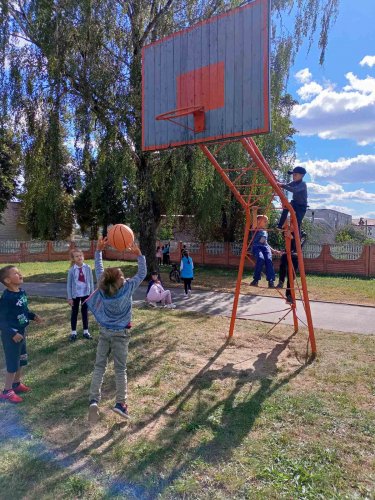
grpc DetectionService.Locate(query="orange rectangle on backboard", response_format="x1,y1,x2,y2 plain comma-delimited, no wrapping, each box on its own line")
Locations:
177,62,225,111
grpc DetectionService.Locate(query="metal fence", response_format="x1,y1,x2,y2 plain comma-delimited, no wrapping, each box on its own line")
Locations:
206,242,225,255
302,244,323,259
0,240,20,254
329,243,364,260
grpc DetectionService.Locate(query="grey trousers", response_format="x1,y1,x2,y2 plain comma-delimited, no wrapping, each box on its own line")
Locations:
89,326,130,404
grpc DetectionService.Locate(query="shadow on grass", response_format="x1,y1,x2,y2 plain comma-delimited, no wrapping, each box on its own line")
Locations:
77,331,313,496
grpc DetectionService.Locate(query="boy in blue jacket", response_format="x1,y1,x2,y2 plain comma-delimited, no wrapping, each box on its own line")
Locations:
86,237,146,422
249,215,281,288
0,266,43,403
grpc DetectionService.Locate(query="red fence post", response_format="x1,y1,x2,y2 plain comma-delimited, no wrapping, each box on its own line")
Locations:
201,242,205,265
20,242,26,263
47,241,52,261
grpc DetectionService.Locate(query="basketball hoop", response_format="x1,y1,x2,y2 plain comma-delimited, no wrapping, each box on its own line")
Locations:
155,106,205,133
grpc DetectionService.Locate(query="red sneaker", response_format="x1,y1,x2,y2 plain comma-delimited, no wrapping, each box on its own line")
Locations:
0,390,23,403
13,383,31,394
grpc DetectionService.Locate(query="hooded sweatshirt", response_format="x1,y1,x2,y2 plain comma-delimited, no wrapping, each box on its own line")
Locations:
86,251,147,330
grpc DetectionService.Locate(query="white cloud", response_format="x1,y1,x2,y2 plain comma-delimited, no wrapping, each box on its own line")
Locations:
299,154,375,183
360,55,375,68
308,203,354,214
343,72,375,94
292,69,375,145
297,82,324,101
307,182,375,206
295,68,312,84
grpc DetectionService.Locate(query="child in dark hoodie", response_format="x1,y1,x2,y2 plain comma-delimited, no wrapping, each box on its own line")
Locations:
86,236,146,422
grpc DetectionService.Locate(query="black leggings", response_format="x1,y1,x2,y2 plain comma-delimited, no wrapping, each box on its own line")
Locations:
71,296,89,330
183,278,192,294
279,253,299,298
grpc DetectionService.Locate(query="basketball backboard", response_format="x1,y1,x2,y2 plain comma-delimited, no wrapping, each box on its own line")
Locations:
142,0,270,151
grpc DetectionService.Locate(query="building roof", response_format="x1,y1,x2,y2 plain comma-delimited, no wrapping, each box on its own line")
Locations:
353,218,375,226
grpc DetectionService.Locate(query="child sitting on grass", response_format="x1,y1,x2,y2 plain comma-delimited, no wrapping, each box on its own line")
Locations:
86,237,146,422
249,215,281,288
0,265,43,403
146,271,176,309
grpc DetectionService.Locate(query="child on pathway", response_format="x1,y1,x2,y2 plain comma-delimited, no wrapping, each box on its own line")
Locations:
86,237,146,422
156,246,162,267
277,166,308,231
67,248,95,342
0,265,43,403
249,215,280,288
146,271,176,309
180,250,194,298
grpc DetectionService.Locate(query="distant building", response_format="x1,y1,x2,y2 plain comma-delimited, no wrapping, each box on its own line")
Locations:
306,208,352,230
0,201,30,241
305,208,352,244
353,218,375,240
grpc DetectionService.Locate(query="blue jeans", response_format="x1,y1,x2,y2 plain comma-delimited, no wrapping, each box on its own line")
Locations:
253,245,275,282
278,200,307,229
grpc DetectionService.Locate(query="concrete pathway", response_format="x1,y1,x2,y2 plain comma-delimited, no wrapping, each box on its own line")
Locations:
3,282,374,335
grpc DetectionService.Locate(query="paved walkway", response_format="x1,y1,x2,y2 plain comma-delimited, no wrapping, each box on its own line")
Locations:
4,282,374,335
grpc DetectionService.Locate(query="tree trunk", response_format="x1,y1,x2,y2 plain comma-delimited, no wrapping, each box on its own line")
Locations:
137,153,158,274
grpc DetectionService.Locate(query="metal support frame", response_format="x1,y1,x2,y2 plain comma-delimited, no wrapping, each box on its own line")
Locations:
199,137,317,355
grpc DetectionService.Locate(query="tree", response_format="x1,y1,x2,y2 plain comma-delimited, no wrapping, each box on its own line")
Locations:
335,225,368,244
0,128,20,219
2,0,340,266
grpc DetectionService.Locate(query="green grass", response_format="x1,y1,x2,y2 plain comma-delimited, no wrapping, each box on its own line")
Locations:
4,259,375,305
0,298,374,499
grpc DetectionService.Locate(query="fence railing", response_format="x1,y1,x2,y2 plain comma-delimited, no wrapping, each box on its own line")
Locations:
0,239,374,276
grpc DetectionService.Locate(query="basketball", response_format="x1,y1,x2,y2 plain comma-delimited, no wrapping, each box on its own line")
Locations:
107,224,134,251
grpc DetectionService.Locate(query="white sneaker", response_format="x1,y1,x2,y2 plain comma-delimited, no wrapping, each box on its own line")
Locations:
188,290,192,297
148,302,157,307
183,294,189,299
164,303,176,309
88,402,100,424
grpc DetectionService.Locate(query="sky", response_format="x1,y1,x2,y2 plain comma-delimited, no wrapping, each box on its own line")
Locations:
287,0,375,220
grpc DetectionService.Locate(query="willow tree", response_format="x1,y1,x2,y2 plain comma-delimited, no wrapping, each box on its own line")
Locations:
1,0,339,267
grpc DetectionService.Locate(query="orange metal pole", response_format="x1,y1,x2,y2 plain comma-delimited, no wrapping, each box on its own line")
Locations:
228,208,251,337
285,231,299,332
199,145,248,210
241,137,317,355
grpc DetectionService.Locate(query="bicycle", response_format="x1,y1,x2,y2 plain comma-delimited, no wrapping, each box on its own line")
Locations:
169,263,180,283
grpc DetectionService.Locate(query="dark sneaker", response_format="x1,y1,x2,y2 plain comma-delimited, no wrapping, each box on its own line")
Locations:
83,332,93,340
88,401,100,424
268,281,275,289
13,382,31,394
112,403,130,419
286,295,294,304
276,282,284,289
70,334,77,342
0,390,23,403
249,280,259,287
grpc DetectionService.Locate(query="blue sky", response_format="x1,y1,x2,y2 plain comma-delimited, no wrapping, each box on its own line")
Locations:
287,0,375,220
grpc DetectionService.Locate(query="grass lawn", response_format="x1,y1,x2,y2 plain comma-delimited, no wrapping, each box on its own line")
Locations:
4,259,375,306
0,298,374,499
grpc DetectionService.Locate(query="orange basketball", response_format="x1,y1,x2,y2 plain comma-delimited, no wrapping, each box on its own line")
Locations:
107,224,134,251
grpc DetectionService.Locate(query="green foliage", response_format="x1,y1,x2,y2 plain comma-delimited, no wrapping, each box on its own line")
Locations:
21,120,74,240
335,225,368,244
0,127,20,218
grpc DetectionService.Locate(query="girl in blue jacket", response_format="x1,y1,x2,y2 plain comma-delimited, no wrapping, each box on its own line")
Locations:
86,237,146,422
180,250,194,299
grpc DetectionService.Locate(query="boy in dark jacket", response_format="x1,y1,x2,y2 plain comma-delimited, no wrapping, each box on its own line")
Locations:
277,166,308,231
0,266,43,403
